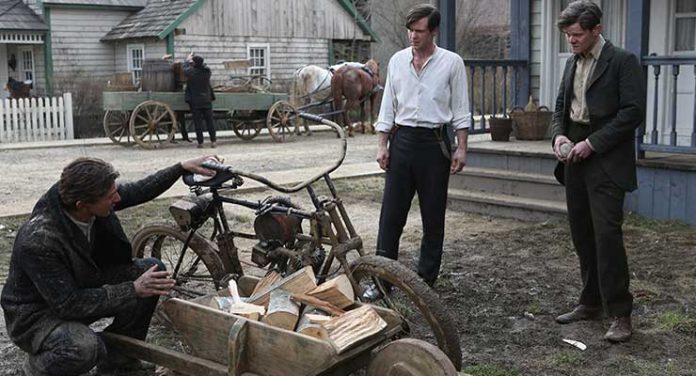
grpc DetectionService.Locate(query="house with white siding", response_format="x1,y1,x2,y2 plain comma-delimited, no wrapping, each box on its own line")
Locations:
8,0,377,94
0,0,47,98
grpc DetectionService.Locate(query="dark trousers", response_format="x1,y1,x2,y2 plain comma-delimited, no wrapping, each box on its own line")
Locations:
191,107,216,144
376,126,450,282
24,258,163,376
565,123,633,318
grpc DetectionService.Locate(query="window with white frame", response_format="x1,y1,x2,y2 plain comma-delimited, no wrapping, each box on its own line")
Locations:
127,44,145,84
676,0,696,51
247,44,270,78
18,47,34,82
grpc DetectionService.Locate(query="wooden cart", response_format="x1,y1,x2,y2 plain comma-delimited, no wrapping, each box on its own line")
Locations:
101,278,457,376
102,90,299,148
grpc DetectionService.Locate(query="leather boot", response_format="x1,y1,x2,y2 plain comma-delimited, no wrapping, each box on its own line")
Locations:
555,305,602,324
604,316,632,342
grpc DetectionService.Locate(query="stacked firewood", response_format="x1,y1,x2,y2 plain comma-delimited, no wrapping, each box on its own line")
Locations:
209,266,387,353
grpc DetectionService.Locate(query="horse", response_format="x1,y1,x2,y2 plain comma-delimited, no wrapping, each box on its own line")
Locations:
5,77,32,99
330,59,380,137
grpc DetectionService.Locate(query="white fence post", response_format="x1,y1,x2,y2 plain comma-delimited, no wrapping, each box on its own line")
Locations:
64,93,74,140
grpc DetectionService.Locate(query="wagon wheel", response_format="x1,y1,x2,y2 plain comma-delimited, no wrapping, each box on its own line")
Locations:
266,100,299,143
103,110,134,146
350,255,462,370
129,100,177,149
367,339,457,376
230,110,263,140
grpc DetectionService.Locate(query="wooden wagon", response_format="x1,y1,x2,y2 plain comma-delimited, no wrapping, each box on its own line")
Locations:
102,90,300,149
101,276,458,376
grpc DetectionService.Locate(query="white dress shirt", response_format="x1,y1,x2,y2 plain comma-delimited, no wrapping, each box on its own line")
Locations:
375,45,471,132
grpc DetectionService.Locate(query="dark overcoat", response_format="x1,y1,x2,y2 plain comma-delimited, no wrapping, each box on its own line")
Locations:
184,62,215,109
551,41,646,191
1,164,184,353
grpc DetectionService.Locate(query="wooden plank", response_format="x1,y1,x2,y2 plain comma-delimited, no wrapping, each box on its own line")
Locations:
636,167,655,217
227,320,249,376
100,332,227,376
668,170,688,221
322,305,388,354
163,298,337,376
653,169,671,219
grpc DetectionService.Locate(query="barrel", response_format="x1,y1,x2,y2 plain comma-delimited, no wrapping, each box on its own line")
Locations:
141,59,175,92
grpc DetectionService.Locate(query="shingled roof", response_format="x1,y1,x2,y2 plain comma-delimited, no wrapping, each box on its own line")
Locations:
43,0,147,8
101,0,197,41
0,0,47,31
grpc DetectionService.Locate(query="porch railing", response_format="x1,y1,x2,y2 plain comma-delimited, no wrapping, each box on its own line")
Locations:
462,59,528,134
638,55,696,157
0,93,74,143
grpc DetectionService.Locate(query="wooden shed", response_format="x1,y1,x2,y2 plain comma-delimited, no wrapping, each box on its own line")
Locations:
29,0,377,92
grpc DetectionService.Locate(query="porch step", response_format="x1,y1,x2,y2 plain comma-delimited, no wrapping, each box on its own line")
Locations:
448,188,567,221
451,167,565,202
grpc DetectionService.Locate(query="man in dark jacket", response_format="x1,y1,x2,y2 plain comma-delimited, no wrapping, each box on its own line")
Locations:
551,1,646,343
185,54,217,148
1,155,217,375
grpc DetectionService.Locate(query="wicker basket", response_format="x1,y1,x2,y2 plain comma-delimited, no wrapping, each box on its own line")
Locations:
510,106,552,140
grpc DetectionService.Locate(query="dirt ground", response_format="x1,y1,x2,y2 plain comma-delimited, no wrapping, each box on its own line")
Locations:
0,174,695,375
1,132,695,375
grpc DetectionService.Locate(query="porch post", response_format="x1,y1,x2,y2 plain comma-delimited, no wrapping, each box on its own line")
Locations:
626,0,650,158
509,0,530,107
438,0,456,52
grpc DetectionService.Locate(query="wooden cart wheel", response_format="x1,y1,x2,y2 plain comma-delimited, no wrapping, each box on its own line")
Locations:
129,100,177,149
367,339,457,376
103,110,134,146
230,110,263,140
266,100,299,143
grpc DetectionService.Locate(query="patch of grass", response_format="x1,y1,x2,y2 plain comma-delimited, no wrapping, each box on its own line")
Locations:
525,301,543,315
625,212,692,233
463,364,519,376
653,310,696,336
547,351,584,368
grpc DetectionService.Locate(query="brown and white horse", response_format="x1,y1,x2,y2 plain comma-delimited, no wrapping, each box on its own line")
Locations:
330,59,380,137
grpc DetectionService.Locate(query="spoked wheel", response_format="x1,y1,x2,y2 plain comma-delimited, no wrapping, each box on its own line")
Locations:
350,255,462,371
367,339,457,376
103,110,134,146
230,110,263,140
131,223,226,298
129,100,177,149
266,100,299,143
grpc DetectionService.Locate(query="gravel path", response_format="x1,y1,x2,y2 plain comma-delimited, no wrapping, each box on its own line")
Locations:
0,132,379,217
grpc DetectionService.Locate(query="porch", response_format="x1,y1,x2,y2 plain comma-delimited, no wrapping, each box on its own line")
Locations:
458,41,696,224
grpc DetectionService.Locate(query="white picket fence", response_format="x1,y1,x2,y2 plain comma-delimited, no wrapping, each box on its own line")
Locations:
0,93,74,143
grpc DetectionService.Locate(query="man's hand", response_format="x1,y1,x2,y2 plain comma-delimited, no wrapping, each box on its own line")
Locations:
553,135,572,161
181,155,223,176
376,146,389,170
567,140,593,163
450,147,467,174
376,132,390,170
133,265,176,298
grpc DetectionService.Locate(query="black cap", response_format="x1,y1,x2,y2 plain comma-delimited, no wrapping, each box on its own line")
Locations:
192,55,204,68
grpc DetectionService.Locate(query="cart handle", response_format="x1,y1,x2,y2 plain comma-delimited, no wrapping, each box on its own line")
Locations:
202,112,346,194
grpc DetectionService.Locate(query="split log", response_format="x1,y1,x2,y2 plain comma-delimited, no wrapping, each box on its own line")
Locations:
322,305,387,353
290,293,345,316
210,280,265,320
307,274,355,309
261,289,300,330
251,271,282,296
248,266,317,307
295,308,330,339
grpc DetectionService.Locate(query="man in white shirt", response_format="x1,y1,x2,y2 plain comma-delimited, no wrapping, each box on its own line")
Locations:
372,3,470,292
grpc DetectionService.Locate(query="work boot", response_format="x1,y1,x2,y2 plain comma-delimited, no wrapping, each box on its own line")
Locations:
210,141,216,148
196,143,204,149
604,316,632,343
555,305,602,324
